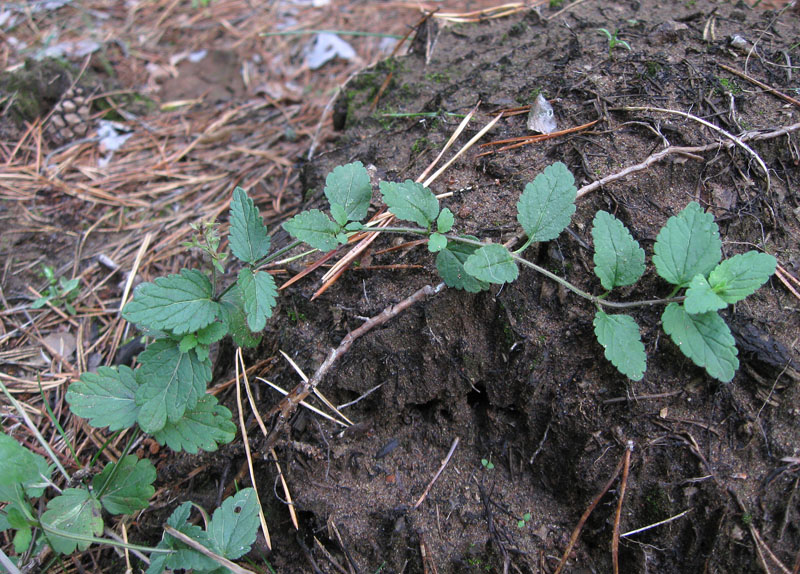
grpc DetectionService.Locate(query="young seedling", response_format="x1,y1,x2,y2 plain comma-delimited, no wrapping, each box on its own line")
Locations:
598,28,632,59
517,512,532,528
481,458,495,470
31,264,80,315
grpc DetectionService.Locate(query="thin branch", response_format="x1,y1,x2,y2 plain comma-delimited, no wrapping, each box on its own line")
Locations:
413,437,460,510
265,282,446,449
579,119,800,200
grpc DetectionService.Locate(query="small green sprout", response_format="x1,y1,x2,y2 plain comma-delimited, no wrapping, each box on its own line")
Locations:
31,265,81,315
517,512,532,528
598,28,632,59
481,458,495,470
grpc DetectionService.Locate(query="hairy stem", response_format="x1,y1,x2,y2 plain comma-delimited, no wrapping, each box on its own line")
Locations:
345,225,683,309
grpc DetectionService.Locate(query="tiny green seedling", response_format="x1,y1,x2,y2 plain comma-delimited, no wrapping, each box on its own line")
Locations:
517,512,532,528
31,265,80,315
598,28,632,59
481,458,495,470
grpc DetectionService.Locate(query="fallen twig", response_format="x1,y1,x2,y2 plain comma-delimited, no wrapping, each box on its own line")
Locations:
553,446,629,574
413,436,460,510
612,443,633,574
577,120,800,199
265,282,446,449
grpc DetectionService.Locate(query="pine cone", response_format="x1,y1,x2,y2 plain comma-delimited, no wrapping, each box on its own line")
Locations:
46,86,92,145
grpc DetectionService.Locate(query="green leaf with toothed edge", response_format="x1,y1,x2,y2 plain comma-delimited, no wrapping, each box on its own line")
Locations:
428,233,447,253
591,211,645,290
40,488,103,555
207,488,260,559
593,311,646,381
219,286,262,348
229,187,271,264
93,455,156,515
135,339,211,434
661,303,738,383
282,209,342,252
122,269,218,335
435,239,490,293
237,268,278,332
324,161,372,222
152,395,236,454
516,162,576,244
463,244,519,284
708,251,776,304
0,432,52,501
652,202,721,287
437,208,454,233
380,180,439,228
684,274,727,315
66,365,140,432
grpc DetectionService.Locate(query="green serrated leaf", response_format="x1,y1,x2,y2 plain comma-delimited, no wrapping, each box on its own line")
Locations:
324,161,372,222
152,395,237,454
464,244,519,284
662,303,738,382
709,251,776,303
93,456,156,515
229,187,271,264
591,211,645,290
379,180,439,228
283,209,341,252
13,524,33,554
208,488,259,560
653,202,722,287
237,268,278,332
40,488,103,554
330,202,349,227
593,311,646,380
516,162,577,243
149,502,218,574
0,432,52,501
345,221,363,231
122,269,219,335
196,321,228,345
437,208,454,233
194,344,210,363
684,274,728,314
135,339,211,434
435,240,490,293
66,366,140,432
428,233,447,253
179,333,198,353
219,287,262,348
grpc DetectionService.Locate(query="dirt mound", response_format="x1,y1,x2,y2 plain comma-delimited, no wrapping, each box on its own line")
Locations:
253,1,800,572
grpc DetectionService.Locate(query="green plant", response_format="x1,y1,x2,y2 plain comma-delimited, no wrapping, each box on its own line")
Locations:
517,512,532,528
480,458,495,470
0,412,259,572
31,265,80,315
597,28,632,59
277,160,774,382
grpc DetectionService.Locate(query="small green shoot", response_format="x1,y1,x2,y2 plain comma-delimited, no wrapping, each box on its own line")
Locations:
517,512,532,528
481,458,495,470
31,265,80,315
598,28,632,59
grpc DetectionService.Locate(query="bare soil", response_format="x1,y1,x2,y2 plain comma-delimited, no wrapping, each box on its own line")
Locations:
2,1,800,573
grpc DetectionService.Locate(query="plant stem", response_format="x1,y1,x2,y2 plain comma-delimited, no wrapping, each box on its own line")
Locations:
94,429,140,500
257,238,305,267
347,226,683,310
449,234,683,309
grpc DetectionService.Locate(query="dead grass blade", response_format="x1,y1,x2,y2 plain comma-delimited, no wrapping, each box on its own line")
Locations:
235,349,272,551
